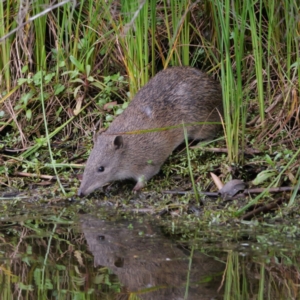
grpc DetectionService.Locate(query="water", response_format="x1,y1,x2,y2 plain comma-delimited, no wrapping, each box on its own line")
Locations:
0,198,299,300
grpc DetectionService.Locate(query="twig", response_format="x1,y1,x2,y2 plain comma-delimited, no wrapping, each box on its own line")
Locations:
191,147,262,155
241,198,284,220
163,186,300,198
163,190,218,197
14,172,56,181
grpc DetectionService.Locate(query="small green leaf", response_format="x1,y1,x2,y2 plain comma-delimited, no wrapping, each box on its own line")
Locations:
35,137,47,146
70,55,84,72
122,102,129,109
18,283,34,291
62,70,76,76
33,71,44,85
54,84,65,95
265,154,275,167
252,170,277,185
78,38,88,50
115,108,124,115
110,73,120,81
86,47,95,62
21,91,35,106
26,109,32,120
21,65,28,73
44,72,55,84
71,78,85,84
42,92,50,100
290,60,299,70
86,64,91,76
44,278,53,290
74,85,82,98
91,82,104,89
274,152,282,161
104,76,111,83
18,78,29,85
106,115,113,121
58,60,65,68
56,264,66,271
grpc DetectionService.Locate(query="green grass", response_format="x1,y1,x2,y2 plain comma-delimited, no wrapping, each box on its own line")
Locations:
0,0,14,91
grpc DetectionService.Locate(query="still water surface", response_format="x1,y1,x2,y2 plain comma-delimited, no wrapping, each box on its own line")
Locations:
0,203,299,300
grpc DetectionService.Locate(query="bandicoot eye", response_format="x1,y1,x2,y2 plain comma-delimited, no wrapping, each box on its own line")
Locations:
98,166,105,172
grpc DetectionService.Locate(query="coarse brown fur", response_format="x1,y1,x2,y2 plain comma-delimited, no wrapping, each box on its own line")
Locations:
78,67,223,196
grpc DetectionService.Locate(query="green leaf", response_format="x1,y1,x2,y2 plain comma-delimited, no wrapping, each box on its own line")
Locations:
56,264,66,271
62,70,76,76
70,55,84,72
71,78,85,84
290,60,299,70
33,71,45,85
21,91,35,106
87,76,94,82
74,85,82,98
252,170,277,185
86,47,95,62
86,64,91,77
91,82,104,89
14,104,22,110
122,102,129,109
54,84,65,95
18,78,29,85
265,155,275,167
18,283,34,291
44,72,55,84
45,278,53,290
106,114,113,121
67,69,79,79
115,108,124,115
58,60,65,68
26,109,32,120
42,92,50,100
33,268,42,287
104,75,111,83
21,65,28,73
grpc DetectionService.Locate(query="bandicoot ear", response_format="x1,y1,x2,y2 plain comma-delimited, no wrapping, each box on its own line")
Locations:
113,136,123,149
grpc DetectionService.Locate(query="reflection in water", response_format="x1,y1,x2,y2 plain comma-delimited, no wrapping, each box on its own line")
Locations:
1,211,299,299
81,215,225,299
